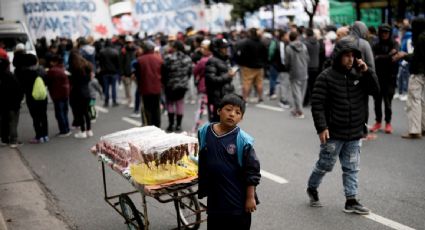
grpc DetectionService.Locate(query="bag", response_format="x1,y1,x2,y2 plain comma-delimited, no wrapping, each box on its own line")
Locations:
32,76,47,101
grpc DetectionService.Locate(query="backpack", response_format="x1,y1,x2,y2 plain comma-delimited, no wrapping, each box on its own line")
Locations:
32,76,47,100
198,123,254,167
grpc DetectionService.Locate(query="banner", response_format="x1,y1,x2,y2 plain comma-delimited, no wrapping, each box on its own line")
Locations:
23,0,114,40
132,0,205,35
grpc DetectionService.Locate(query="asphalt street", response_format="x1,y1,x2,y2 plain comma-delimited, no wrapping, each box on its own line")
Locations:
13,84,425,230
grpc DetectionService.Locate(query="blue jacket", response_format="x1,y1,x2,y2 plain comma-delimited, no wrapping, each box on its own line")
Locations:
197,123,261,201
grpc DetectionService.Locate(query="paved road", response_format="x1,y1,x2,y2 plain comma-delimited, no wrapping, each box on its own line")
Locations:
14,87,425,230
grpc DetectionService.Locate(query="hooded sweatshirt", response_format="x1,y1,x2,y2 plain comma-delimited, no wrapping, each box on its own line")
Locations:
311,37,380,140
349,21,376,71
303,36,321,70
285,40,309,80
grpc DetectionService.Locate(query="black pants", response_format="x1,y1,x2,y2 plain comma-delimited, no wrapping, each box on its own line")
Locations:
27,99,48,139
73,97,91,132
142,94,161,128
207,213,251,230
373,83,395,123
207,102,220,123
0,109,20,144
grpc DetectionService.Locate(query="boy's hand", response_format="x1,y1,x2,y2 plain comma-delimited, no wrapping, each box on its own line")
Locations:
319,129,330,144
245,197,257,213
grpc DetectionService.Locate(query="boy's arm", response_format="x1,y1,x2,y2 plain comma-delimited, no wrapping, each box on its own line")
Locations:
311,72,328,134
243,145,260,212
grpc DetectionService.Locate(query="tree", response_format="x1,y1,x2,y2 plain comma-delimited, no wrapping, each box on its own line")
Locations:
301,0,320,28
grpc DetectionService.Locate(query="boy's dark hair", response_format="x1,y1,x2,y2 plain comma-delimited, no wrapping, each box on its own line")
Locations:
218,94,246,115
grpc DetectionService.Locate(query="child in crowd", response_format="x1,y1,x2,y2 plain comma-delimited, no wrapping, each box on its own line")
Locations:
88,72,103,122
197,93,261,230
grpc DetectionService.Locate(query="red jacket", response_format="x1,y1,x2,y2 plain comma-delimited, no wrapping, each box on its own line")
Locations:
136,52,163,95
46,65,70,101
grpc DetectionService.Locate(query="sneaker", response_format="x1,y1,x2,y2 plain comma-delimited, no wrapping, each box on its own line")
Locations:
399,94,408,101
279,100,291,109
43,136,49,142
307,188,322,207
270,94,278,100
58,132,72,138
29,138,42,144
112,102,119,107
9,142,23,148
369,122,382,132
294,111,305,119
343,199,370,215
129,112,140,118
128,103,135,109
74,131,87,139
86,130,94,137
384,123,393,134
393,93,400,99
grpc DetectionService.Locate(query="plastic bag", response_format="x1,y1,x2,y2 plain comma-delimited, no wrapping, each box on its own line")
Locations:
32,76,47,100
130,155,198,185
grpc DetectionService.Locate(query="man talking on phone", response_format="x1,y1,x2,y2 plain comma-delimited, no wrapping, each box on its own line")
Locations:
306,36,379,215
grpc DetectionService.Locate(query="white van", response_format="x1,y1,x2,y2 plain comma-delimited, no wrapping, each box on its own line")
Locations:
0,19,37,71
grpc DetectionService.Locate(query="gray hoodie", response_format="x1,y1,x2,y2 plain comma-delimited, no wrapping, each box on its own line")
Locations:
349,21,375,71
285,40,309,80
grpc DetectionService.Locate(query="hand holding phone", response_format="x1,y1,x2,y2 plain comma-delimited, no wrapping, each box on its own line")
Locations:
356,59,368,72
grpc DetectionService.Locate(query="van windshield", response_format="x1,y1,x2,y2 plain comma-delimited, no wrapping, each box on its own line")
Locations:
0,34,30,52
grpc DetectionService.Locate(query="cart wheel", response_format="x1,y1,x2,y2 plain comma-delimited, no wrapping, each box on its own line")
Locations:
119,194,144,230
177,188,201,230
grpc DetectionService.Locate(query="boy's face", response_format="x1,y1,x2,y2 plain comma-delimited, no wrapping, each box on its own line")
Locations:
218,104,243,127
341,51,355,70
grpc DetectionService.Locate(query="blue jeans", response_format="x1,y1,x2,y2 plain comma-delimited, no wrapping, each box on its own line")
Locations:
53,99,70,134
102,74,118,105
307,139,361,197
397,63,410,95
269,65,279,96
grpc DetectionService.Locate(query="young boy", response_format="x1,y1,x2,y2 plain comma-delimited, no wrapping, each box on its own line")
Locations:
306,36,379,214
197,93,261,230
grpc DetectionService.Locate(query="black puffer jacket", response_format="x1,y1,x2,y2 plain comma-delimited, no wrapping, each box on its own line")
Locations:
162,51,192,101
205,56,234,105
0,59,24,111
311,37,380,140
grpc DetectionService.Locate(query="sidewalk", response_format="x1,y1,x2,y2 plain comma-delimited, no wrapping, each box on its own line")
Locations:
0,147,69,230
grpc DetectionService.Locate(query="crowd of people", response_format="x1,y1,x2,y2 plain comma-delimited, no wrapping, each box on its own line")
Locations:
0,19,424,145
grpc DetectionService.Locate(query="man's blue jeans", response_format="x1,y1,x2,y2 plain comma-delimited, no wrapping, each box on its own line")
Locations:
307,139,361,197
102,74,118,105
53,99,70,134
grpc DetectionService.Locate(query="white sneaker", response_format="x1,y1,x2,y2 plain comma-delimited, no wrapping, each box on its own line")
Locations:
394,93,400,99
399,94,408,101
86,130,94,137
74,131,87,139
58,131,72,137
129,113,140,118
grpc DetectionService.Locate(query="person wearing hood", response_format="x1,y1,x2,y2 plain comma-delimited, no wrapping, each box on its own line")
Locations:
0,55,24,148
79,37,96,73
370,24,400,134
303,28,321,107
285,31,309,118
394,18,425,139
306,36,379,215
205,38,236,122
135,40,163,128
350,21,378,141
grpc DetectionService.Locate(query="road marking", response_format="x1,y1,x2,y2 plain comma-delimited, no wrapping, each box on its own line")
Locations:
121,117,142,126
365,213,416,230
260,170,288,184
255,104,284,112
95,106,109,113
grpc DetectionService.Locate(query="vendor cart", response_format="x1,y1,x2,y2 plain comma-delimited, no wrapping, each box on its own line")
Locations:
97,152,207,230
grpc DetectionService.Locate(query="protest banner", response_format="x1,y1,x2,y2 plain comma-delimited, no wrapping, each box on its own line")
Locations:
23,0,114,40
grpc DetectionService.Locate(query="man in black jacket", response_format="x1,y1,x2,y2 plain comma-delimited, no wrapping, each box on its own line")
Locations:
306,37,379,215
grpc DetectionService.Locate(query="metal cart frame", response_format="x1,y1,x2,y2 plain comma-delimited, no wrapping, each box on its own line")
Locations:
100,160,206,230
